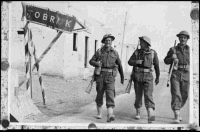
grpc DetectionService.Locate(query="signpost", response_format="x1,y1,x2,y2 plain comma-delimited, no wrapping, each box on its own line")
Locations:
19,2,87,105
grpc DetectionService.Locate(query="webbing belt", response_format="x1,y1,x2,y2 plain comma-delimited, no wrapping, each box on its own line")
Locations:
101,68,113,72
135,67,152,72
178,65,189,69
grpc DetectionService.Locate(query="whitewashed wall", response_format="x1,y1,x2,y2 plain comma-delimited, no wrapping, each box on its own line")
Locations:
10,2,106,79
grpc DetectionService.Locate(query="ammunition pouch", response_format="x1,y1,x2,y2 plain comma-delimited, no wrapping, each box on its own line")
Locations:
101,65,118,77
112,65,118,77
177,64,190,72
143,55,152,68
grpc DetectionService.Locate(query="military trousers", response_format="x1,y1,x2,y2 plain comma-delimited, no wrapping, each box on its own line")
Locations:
95,71,115,108
170,70,190,110
133,79,155,110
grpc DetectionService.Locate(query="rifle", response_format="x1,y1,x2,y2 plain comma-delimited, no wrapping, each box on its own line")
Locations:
167,40,177,87
125,68,133,94
85,61,102,94
85,74,95,94
125,40,140,93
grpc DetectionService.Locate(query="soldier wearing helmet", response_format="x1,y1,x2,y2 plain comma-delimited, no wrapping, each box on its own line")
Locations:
128,36,160,123
89,34,124,122
164,30,190,124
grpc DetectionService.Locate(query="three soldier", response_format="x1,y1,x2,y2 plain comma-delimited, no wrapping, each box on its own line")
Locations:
89,30,190,124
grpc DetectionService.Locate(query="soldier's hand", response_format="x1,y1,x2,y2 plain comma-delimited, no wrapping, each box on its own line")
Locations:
155,78,159,85
136,60,143,64
174,58,179,63
96,61,102,67
121,78,124,84
172,54,177,59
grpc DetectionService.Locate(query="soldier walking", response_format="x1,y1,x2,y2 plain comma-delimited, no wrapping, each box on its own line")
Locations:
128,36,160,123
89,34,124,122
164,30,190,124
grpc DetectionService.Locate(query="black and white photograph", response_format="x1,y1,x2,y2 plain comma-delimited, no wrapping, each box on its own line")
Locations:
1,1,199,130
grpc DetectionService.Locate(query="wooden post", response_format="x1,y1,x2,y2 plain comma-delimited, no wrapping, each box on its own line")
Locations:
28,27,33,98
29,52,33,99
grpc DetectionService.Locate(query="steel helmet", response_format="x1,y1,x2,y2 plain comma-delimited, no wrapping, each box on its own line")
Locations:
176,30,190,39
101,34,115,43
139,36,151,46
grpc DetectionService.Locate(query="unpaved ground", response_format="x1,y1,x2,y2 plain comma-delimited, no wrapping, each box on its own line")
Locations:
17,71,189,125
16,67,131,122
39,72,189,125
13,62,170,123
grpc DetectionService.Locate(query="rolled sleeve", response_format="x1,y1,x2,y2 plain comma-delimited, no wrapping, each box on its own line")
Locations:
164,48,174,65
128,51,137,66
89,51,99,67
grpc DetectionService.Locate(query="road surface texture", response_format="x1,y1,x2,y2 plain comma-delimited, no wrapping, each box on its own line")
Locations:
15,66,189,125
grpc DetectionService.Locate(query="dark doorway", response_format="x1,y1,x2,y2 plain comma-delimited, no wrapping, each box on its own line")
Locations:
84,36,89,68
73,33,77,51
95,40,98,53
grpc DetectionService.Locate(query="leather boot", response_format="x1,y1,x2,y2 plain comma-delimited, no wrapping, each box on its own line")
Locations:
107,107,115,122
174,110,181,123
147,108,155,123
174,110,182,122
135,108,140,120
96,105,102,119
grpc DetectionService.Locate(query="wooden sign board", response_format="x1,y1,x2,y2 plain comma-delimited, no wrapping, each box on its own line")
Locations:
22,3,86,33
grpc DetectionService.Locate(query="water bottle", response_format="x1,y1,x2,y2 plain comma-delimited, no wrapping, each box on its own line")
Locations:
173,60,179,70
95,61,101,75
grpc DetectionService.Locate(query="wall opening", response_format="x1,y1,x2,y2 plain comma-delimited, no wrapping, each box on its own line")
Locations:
95,40,98,53
84,36,89,68
73,33,77,51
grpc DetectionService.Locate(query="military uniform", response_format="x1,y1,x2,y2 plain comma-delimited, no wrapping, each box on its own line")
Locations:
128,36,160,123
164,30,190,123
128,48,160,108
89,34,124,122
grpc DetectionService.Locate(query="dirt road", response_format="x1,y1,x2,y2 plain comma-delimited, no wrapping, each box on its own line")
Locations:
18,71,189,124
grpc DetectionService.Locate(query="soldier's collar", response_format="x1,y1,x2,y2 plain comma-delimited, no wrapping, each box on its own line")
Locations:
141,48,151,53
101,46,115,52
177,43,189,49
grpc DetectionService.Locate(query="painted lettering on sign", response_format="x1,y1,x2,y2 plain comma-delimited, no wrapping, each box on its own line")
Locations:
25,4,78,32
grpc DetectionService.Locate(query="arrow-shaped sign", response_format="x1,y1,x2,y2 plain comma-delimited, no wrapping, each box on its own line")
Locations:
21,2,87,33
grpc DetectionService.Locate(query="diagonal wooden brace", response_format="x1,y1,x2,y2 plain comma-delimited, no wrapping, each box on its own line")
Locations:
32,31,63,71
19,31,63,89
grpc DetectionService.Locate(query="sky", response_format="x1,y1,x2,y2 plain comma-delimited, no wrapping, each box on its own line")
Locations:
69,1,192,60
23,1,192,60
